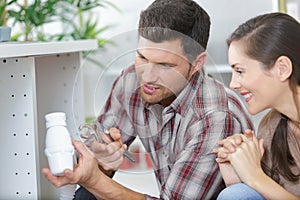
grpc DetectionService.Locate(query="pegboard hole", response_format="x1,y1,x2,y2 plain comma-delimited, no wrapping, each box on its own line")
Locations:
15,172,18,175
11,94,15,98
10,75,14,78
27,172,30,175
25,133,29,136
24,94,27,97
26,152,30,156
24,113,28,117
3,59,7,63
12,114,16,117
16,192,19,195
13,133,17,136
28,192,31,195
15,59,18,62
22,74,26,78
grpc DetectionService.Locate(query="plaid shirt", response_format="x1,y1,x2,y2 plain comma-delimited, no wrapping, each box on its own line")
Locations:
94,65,253,199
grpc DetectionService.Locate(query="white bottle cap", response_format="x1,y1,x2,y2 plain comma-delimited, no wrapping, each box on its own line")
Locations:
45,112,67,128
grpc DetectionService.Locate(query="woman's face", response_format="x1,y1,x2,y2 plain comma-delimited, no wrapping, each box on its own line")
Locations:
228,41,284,115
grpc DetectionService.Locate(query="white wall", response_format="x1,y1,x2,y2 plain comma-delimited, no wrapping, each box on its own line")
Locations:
286,0,300,20
96,0,152,39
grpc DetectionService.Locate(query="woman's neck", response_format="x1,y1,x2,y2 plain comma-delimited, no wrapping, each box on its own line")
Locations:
277,87,300,123
288,120,300,148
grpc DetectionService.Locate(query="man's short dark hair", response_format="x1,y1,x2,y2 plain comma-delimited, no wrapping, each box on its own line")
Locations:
138,0,211,61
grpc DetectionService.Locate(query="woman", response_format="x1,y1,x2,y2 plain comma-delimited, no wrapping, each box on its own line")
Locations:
214,12,300,200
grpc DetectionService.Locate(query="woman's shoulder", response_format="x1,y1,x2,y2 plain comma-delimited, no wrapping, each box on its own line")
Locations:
257,109,282,140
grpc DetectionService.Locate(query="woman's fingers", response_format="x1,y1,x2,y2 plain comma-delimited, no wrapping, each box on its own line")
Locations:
244,129,254,140
259,138,265,158
213,147,230,160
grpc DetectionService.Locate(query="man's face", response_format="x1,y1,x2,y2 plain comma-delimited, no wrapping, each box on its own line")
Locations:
135,37,194,107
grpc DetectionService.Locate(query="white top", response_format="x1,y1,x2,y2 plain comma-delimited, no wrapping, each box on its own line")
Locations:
0,39,98,58
45,112,67,128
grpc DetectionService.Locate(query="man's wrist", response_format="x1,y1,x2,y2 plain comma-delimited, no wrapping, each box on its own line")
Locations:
98,164,116,177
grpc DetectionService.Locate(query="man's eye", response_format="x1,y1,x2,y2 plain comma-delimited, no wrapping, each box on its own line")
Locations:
138,55,146,60
157,63,171,69
159,63,169,68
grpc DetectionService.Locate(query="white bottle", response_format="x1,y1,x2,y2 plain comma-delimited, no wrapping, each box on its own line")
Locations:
44,112,74,176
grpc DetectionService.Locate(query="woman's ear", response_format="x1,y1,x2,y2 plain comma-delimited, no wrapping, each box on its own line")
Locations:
191,52,206,74
274,56,292,82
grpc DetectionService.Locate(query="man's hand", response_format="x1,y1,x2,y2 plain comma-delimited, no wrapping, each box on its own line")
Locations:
42,140,103,189
91,128,127,171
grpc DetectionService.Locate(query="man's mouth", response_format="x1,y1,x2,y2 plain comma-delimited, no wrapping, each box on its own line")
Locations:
142,84,159,95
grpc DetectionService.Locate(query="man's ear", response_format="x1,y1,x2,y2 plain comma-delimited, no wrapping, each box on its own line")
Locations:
274,56,292,82
191,52,206,74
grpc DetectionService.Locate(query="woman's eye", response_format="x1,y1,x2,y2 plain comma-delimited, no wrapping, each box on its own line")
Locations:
235,68,243,74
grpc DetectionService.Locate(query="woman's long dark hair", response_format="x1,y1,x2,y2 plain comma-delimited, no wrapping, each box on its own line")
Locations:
227,12,300,182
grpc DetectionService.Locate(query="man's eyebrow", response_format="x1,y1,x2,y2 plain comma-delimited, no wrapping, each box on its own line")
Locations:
136,50,145,57
136,49,177,67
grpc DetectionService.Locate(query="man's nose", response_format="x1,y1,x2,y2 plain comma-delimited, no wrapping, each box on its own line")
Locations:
142,63,159,82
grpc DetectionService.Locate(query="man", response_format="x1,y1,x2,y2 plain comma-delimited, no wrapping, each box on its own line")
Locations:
43,0,253,199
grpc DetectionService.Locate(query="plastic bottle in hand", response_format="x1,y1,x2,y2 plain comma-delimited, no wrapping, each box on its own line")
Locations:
44,112,74,176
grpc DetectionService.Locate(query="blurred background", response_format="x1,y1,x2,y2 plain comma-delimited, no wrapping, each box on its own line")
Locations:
2,0,299,127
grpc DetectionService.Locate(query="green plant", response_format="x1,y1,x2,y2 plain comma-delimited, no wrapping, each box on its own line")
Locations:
5,0,119,44
55,0,120,47
0,0,16,26
8,0,60,41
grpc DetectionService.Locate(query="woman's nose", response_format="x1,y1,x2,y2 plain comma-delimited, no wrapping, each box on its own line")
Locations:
229,74,241,90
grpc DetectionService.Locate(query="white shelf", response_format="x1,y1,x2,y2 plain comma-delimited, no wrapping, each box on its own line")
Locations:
0,40,97,200
0,39,98,58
